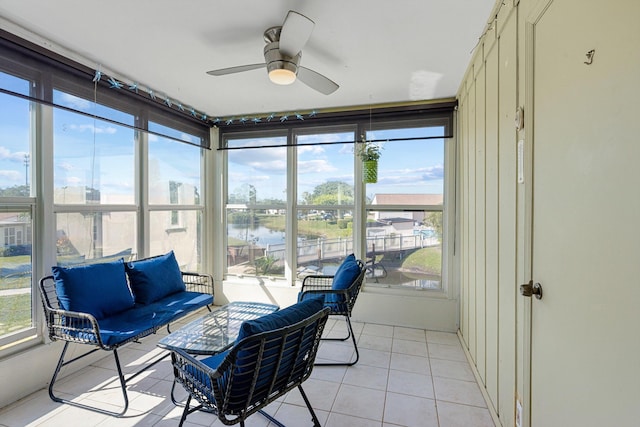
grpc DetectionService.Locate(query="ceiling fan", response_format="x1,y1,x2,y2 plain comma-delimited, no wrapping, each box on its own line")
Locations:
206,10,339,95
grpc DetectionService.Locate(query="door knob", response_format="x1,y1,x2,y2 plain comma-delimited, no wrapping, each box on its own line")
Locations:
520,280,543,300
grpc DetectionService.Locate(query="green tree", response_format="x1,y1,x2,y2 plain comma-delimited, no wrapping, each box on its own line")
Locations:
0,185,29,197
424,212,443,238
307,181,354,205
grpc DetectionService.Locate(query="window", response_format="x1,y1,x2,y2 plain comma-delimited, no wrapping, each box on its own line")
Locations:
296,129,355,277
147,122,204,271
0,72,35,345
221,112,452,291
53,92,138,263
364,124,445,289
225,134,288,277
0,35,210,352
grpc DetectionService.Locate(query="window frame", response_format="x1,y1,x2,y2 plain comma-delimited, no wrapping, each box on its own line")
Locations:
219,110,455,296
0,34,210,355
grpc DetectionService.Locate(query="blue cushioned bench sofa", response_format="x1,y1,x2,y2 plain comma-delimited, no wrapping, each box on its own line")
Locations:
38,251,214,416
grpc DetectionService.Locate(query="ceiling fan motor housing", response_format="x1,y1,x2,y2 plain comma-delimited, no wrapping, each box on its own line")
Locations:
264,41,301,77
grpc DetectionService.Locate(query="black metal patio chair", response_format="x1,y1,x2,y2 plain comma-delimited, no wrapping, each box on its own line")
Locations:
171,299,330,427
299,254,366,366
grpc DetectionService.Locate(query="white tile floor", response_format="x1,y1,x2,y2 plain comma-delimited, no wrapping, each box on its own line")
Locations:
0,310,496,427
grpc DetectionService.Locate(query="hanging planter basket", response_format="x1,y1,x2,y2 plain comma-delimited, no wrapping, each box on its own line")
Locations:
363,160,378,183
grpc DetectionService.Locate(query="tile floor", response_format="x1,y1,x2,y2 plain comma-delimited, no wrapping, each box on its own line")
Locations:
0,310,496,427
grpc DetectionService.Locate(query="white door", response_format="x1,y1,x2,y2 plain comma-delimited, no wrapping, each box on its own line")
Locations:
529,1,640,426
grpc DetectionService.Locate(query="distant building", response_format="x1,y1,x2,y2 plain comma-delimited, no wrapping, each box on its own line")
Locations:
370,194,443,223
0,212,32,250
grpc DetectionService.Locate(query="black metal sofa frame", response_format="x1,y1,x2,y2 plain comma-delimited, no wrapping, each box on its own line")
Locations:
38,270,213,417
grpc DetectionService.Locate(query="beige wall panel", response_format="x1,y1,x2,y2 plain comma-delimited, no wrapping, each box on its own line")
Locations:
474,63,487,383
467,80,477,359
458,96,469,345
483,40,500,410
497,11,518,426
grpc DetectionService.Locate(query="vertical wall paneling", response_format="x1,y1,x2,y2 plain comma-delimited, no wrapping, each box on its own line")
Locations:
466,72,477,360
474,51,487,383
458,89,469,346
483,34,500,410
496,6,518,425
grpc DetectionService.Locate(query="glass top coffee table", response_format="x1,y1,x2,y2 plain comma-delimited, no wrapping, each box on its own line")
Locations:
158,301,279,356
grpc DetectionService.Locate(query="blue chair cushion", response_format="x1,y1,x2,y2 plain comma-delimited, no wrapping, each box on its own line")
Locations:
95,290,213,347
201,350,230,371
331,253,355,279
125,251,186,305
331,254,360,290
52,258,134,320
236,297,324,342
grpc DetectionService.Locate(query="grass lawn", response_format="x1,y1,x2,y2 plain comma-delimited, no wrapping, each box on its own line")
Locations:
260,215,352,239
0,293,32,336
402,247,442,275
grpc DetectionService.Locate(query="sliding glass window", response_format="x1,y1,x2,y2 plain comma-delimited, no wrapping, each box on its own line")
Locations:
364,124,445,290
53,90,138,264
221,115,451,292
296,128,355,278
147,121,204,271
226,133,287,277
0,71,35,345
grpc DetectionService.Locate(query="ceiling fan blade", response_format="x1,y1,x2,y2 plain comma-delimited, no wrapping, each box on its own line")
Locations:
279,11,315,57
207,63,265,76
297,67,339,95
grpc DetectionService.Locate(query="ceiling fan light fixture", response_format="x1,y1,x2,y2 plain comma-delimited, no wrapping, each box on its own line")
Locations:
269,68,296,85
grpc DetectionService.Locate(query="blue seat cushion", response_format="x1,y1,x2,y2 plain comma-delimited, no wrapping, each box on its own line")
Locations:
331,254,355,281
298,255,361,310
95,290,213,347
125,251,186,305
331,254,360,290
210,297,324,410
52,258,134,320
236,297,324,342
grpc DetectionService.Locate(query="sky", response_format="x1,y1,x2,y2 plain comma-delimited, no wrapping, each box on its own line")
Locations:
228,127,446,203
0,72,202,201
1,70,445,204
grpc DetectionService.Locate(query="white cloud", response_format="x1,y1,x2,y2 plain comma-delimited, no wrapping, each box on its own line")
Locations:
180,132,197,143
0,146,28,162
62,93,91,111
421,164,444,180
0,170,21,180
58,162,74,172
298,145,325,155
298,159,338,174
66,124,117,134
66,176,82,185
59,93,92,110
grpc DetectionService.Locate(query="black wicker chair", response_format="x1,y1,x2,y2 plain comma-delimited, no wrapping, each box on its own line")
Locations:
171,304,330,427
299,258,366,366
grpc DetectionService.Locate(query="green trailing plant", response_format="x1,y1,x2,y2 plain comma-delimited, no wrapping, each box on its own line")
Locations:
356,134,382,161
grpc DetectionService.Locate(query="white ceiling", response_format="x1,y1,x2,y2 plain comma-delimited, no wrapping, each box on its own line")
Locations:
0,0,496,119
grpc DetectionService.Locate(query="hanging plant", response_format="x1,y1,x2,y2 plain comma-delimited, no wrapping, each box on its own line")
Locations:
357,134,382,183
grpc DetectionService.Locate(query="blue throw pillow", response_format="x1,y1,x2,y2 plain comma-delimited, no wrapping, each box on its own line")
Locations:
52,258,134,320
125,251,186,305
332,254,355,279
332,256,361,290
236,297,324,342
